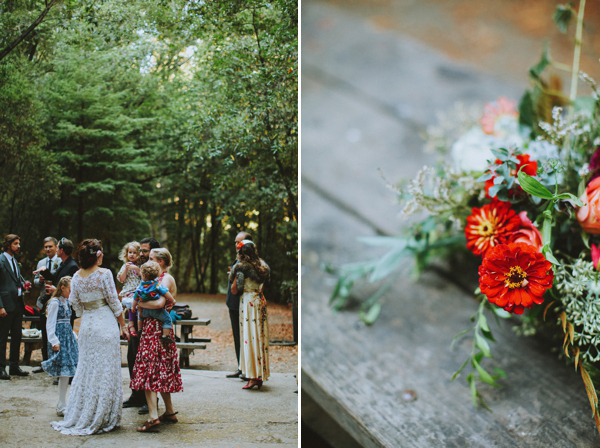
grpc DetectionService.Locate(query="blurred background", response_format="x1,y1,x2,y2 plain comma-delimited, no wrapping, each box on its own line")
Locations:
302,0,600,446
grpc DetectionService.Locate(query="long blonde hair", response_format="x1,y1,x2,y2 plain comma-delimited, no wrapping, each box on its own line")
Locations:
46,276,72,317
51,276,72,299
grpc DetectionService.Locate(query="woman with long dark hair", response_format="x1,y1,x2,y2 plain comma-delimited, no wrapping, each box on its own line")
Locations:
230,240,270,390
51,239,129,435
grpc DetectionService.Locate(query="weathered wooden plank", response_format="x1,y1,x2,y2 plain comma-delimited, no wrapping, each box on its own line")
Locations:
302,189,599,446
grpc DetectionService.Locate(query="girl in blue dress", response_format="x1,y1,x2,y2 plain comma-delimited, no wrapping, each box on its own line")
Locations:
42,276,79,416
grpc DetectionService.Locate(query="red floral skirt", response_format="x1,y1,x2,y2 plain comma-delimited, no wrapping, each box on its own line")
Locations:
130,317,183,393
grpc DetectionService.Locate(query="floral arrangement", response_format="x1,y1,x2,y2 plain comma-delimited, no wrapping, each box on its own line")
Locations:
330,1,600,432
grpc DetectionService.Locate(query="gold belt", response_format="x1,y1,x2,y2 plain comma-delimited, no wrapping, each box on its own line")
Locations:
83,298,108,310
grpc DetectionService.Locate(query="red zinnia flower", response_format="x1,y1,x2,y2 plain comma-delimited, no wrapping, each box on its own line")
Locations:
465,199,521,256
478,243,554,314
484,154,538,198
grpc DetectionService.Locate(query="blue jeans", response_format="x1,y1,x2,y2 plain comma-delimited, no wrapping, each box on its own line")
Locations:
140,307,172,330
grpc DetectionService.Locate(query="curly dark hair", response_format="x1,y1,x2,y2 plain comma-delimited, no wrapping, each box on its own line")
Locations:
236,242,269,281
75,239,103,269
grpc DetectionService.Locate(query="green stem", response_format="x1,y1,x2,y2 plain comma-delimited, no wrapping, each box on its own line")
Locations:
568,0,586,124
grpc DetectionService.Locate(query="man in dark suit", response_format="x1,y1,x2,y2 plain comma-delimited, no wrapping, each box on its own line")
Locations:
225,231,251,379
0,234,29,379
40,238,79,327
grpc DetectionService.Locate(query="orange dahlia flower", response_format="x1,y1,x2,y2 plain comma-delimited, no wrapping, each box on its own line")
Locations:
465,199,521,256
478,243,554,314
577,176,600,234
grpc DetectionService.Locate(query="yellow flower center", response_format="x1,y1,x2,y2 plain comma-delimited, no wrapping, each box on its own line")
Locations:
505,266,528,289
475,210,499,237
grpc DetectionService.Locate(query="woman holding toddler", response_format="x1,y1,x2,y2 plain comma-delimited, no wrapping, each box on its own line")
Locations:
130,247,182,432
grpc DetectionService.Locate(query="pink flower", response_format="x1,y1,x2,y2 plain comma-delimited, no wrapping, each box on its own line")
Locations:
509,211,543,251
479,97,518,135
577,177,600,234
592,244,600,270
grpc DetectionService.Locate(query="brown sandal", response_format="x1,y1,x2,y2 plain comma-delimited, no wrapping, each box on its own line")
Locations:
136,418,160,432
158,411,178,423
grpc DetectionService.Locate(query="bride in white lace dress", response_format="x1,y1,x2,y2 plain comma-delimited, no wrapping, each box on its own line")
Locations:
51,239,129,436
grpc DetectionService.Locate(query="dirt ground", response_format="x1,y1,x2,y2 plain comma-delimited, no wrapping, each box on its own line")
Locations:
1,294,298,447
16,294,298,374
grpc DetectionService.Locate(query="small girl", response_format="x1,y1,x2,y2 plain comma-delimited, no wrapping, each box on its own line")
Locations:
117,241,142,336
132,261,175,347
41,276,78,416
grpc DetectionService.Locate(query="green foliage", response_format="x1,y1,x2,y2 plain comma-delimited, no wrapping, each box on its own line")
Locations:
451,298,509,409
0,0,297,300
554,3,575,33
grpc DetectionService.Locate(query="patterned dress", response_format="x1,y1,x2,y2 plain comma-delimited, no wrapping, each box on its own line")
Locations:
51,268,124,436
130,272,183,393
117,263,141,310
239,274,270,381
42,297,78,377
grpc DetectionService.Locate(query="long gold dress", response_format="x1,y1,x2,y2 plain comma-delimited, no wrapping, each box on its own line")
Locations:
239,277,270,380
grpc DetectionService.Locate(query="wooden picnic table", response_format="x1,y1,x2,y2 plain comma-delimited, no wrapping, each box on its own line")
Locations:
301,2,600,446
118,318,211,368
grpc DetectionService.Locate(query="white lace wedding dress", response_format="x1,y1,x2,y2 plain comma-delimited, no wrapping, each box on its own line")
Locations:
51,268,124,435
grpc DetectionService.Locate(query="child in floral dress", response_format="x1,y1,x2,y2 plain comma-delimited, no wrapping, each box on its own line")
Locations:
117,241,142,336
42,276,78,416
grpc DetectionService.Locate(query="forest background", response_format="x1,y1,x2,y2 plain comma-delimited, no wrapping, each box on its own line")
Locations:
0,0,298,302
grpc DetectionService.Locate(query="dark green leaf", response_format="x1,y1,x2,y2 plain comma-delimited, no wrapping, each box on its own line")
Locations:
529,44,551,79
554,3,574,33
517,170,554,199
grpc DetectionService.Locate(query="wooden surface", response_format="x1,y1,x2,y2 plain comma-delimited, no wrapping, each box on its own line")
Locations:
301,2,599,446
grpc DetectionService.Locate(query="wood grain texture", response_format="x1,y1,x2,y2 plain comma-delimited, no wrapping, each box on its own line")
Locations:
301,1,600,445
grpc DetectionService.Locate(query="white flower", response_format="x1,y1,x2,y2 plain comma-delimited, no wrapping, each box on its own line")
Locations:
450,121,524,172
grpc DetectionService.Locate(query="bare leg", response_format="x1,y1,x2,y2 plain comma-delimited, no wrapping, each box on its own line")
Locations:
160,392,174,415
145,390,159,420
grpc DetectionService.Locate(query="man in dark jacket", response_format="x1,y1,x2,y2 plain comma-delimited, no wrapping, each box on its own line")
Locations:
0,234,29,379
225,231,251,379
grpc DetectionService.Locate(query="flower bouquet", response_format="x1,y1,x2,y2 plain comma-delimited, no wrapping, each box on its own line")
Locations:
330,1,600,432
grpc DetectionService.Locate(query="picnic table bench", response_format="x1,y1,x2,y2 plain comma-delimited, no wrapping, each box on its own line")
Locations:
7,315,44,365
119,317,211,368
302,2,600,446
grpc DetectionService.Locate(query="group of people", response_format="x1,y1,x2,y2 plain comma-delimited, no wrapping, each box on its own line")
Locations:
0,230,271,435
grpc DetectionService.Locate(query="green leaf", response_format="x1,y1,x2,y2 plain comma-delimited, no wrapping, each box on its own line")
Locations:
493,367,507,379
517,169,554,199
478,313,490,332
554,3,574,33
541,218,552,246
476,172,494,182
356,236,409,248
473,358,498,386
359,302,381,325
582,229,590,249
529,44,551,79
481,328,497,342
468,373,477,406
452,357,470,380
518,90,535,130
490,147,508,161
369,245,409,283
475,332,492,357
555,192,584,206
